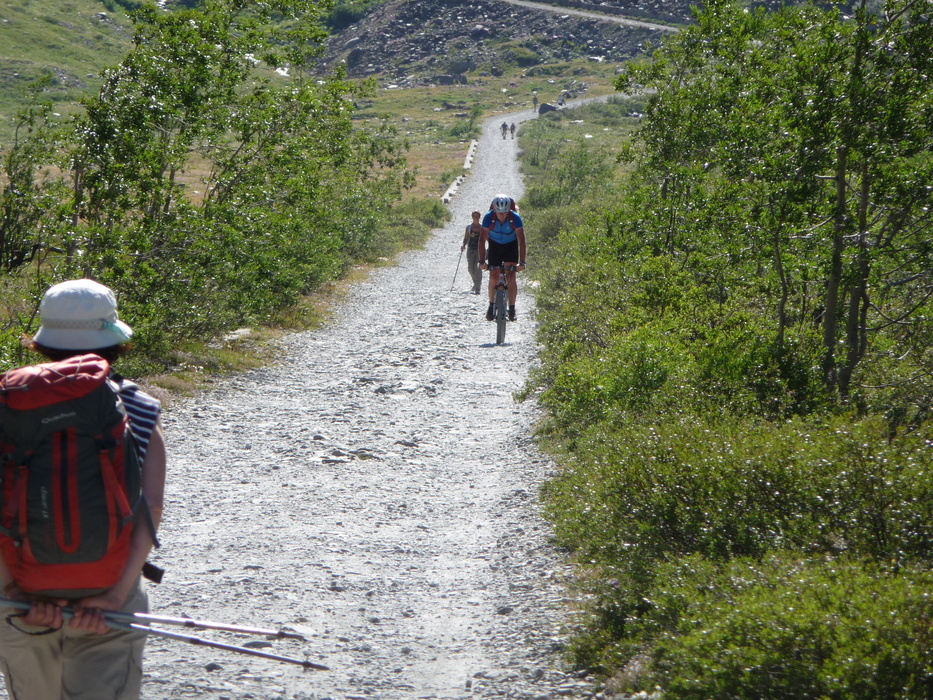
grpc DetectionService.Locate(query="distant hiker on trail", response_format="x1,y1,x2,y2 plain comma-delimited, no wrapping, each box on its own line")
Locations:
532,95,538,111
510,122,516,139
462,210,484,294
0,279,166,700
480,195,527,322
501,121,508,139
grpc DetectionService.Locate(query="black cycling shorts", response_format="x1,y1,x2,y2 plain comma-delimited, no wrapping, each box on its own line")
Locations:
487,239,519,267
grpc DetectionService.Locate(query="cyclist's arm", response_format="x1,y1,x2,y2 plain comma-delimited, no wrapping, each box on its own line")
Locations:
516,227,527,268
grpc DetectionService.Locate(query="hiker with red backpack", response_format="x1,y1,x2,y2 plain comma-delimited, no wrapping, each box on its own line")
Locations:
0,278,166,700
479,194,527,322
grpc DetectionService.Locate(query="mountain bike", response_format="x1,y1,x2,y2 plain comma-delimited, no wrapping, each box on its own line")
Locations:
490,263,518,345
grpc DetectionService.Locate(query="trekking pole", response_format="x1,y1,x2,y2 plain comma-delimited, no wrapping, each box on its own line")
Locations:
0,598,328,670
0,598,302,639
451,247,464,290
111,620,330,670
104,609,305,639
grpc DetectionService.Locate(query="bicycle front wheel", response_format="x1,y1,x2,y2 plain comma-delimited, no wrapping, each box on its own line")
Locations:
495,288,508,345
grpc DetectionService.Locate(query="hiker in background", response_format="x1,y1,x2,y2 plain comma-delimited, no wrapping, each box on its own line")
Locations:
501,121,508,139
0,278,166,700
461,210,484,294
532,95,538,111
510,122,516,139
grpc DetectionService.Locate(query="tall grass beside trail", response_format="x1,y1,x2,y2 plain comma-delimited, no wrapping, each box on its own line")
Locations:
518,96,933,697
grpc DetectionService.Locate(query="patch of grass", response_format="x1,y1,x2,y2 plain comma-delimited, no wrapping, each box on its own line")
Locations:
401,141,472,201
437,167,463,186
501,41,543,67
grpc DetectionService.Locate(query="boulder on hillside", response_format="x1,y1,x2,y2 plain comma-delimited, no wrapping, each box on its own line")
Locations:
432,74,468,85
346,47,366,66
448,60,476,74
538,102,559,115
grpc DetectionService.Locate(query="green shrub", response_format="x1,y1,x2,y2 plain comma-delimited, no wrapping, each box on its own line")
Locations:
369,198,450,260
397,198,449,229
519,0,933,692
523,140,611,209
570,554,933,697
502,43,542,67
539,321,686,430
543,415,933,567
324,0,381,31
445,118,480,140
645,556,933,700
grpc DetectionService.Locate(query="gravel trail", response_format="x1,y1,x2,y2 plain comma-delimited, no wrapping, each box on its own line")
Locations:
134,108,596,700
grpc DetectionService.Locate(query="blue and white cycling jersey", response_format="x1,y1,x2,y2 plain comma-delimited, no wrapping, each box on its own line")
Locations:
482,210,523,245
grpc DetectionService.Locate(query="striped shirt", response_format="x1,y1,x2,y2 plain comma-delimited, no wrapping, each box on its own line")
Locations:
114,376,161,460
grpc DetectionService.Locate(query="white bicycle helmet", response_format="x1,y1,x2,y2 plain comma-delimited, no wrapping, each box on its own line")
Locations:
492,195,511,213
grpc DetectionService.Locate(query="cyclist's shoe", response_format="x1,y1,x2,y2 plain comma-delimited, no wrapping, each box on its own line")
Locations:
486,303,495,321
508,306,517,322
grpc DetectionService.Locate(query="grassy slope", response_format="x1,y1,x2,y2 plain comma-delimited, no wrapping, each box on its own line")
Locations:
0,0,133,128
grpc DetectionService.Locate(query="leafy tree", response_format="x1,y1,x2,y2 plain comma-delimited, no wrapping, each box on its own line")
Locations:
522,0,933,690
616,0,933,406
39,0,411,354
0,80,68,274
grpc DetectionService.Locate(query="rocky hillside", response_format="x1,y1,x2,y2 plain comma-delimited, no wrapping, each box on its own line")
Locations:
317,0,674,85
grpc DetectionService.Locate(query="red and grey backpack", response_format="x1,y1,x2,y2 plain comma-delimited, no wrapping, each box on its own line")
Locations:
0,354,142,598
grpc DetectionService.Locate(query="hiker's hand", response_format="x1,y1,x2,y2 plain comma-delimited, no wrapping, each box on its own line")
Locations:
480,263,488,270
3,581,27,602
23,600,64,630
71,590,124,633
69,604,110,634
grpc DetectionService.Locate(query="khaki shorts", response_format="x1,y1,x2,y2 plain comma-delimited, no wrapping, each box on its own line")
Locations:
0,580,149,700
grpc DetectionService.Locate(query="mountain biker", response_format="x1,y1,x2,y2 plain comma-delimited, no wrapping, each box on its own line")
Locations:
479,195,526,322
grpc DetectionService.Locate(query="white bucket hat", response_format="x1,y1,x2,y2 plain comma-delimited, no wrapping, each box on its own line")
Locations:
32,279,134,350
